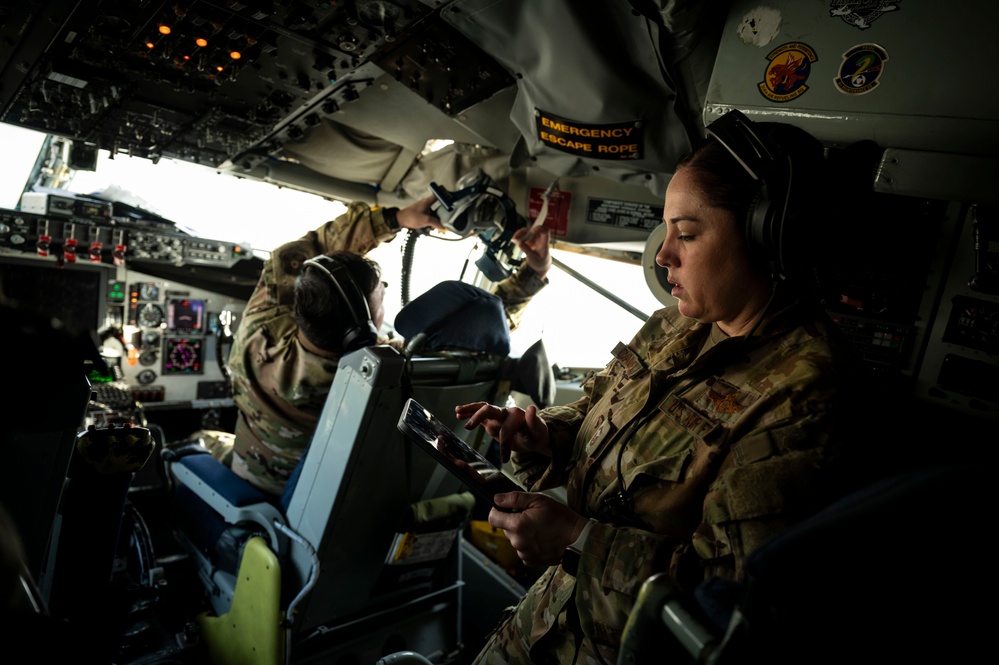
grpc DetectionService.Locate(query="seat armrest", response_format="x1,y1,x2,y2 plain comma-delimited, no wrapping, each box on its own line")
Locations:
618,572,720,665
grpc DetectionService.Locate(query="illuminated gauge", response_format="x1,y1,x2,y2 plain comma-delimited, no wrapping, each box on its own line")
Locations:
139,350,158,366
136,369,157,385
163,338,203,374
137,303,165,328
142,330,161,347
139,282,160,301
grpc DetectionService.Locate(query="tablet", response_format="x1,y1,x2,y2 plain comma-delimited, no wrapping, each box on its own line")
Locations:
397,397,524,508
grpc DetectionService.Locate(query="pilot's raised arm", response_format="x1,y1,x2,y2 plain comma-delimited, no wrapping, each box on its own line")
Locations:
490,224,551,332
223,196,441,496
218,193,549,499
256,196,441,312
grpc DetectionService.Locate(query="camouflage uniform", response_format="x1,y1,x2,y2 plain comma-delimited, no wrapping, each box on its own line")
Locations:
473,299,857,665
225,201,548,497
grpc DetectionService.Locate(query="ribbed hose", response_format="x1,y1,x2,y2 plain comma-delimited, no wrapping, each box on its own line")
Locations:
400,228,420,306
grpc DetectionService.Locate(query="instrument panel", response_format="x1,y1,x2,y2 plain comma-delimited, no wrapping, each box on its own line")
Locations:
0,206,252,269
115,271,242,406
0,204,250,414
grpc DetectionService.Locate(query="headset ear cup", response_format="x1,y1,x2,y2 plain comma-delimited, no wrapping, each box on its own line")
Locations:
341,319,379,352
334,278,378,352
707,110,822,281
745,183,772,265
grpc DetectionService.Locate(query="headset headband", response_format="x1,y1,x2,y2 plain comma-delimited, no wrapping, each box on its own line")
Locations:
704,109,776,182
303,255,372,328
703,109,795,281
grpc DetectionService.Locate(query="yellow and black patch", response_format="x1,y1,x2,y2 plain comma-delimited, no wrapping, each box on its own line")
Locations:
535,108,643,160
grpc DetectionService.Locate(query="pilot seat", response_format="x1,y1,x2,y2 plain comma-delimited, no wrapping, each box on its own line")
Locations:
162,280,551,665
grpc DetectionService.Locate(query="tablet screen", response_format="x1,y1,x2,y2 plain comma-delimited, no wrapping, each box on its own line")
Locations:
397,397,523,506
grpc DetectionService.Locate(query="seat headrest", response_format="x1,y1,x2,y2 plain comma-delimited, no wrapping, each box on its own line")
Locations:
394,280,511,356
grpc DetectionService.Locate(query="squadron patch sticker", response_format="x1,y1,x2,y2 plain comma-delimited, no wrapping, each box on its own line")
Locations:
758,42,818,103
829,1,900,30
834,44,889,95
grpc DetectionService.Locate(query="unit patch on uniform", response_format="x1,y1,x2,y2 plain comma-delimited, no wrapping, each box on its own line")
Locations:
535,108,643,160
758,42,817,103
834,43,889,95
704,377,759,414
829,1,900,30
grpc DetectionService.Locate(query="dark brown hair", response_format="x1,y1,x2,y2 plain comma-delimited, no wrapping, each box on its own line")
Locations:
295,250,381,352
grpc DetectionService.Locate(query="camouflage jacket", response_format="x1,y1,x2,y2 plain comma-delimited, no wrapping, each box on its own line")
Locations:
227,201,548,496
496,299,856,664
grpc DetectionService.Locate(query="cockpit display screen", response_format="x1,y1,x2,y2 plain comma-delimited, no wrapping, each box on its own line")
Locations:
163,337,203,374
167,298,204,333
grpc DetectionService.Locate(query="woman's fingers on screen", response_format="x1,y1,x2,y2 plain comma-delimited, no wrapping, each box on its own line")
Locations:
497,408,526,444
523,405,551,456
455,401,486,422
458,402,499,430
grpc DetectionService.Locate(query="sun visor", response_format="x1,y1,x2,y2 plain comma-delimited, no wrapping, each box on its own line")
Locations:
442,0,699,198
281,120,405,185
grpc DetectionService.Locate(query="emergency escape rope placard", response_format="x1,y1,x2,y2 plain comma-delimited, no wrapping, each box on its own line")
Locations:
535,108,643,160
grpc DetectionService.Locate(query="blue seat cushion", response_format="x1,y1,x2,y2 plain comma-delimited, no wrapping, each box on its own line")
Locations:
176,453,271,508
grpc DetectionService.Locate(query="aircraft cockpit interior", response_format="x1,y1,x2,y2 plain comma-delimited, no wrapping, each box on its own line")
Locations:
0,1,996,664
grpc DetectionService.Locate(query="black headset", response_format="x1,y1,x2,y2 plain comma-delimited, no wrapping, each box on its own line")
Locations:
302,255,379,352
704,109,797,280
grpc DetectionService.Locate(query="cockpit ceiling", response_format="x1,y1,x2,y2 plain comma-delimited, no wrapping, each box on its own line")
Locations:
0,2,517,162
4,1,997,206
0,0,722,202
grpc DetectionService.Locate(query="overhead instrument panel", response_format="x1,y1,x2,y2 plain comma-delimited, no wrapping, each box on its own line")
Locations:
0,0,473,168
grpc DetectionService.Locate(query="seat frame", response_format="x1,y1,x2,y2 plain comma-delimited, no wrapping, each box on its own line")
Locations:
166,344,513,664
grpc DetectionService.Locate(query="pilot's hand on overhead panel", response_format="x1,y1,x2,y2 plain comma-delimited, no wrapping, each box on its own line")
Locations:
513,225,551,279
398,194,445,232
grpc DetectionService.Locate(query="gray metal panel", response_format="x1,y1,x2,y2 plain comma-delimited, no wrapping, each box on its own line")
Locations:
704,1,999,156
284,345,510,634
913,205,999,418
874,149,999,204
513,168,666,247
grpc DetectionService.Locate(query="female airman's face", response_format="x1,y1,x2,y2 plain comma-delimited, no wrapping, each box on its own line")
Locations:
655,168,770,335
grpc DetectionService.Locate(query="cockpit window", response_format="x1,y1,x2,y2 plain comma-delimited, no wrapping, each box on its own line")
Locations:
0,124,45,209
368,238,665,370
3,125,664,371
